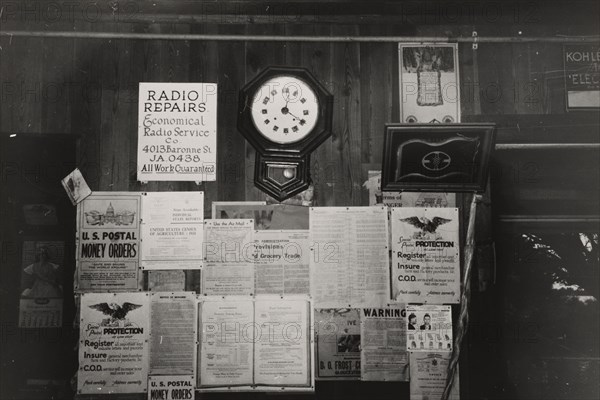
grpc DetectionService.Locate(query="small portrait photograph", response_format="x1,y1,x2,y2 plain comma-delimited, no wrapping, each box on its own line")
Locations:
408,313,418,330
419,313,432,330
20,242,64,299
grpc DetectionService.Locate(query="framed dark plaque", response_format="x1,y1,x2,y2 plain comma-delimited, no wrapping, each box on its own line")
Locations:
238,66,334,201
381,123,496,193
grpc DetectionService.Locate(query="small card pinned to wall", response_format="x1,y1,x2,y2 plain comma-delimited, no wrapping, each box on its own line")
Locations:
61,168,92,205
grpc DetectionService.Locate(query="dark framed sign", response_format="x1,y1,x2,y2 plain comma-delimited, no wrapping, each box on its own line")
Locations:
238,66,334,201
381,123,496,193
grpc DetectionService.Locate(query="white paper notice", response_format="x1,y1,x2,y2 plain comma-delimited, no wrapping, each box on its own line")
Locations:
390,207,460,304
141,192,204,270
406,305,453,352
148,270,186,292
310,207,389,308
198,299,254,387
254,300,311,387
360,306,409,381
138,82,217,182
409,352,460,400
202,219,254,296
254,230,310,296
149,292,197,376
78,292,150,394
76,192,142,292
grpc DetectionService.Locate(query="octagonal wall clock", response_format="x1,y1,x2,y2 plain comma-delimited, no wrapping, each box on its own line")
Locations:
238,66,333,202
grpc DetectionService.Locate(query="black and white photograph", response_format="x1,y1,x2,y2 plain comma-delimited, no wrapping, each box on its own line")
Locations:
1,1,598,400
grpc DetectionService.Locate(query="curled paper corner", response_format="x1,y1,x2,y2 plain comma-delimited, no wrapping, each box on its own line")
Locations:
61,168,92,206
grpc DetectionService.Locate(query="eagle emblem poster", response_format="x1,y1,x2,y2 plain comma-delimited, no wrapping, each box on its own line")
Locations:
78,292,150,394
390,207,460,304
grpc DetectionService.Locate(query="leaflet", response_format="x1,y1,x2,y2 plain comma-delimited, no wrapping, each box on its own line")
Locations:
198,297,312,389
198,300,255,387
314,308,361,380
202,219,254,296
254,230,310,296
390,207,460,304
78,292,150,394
76,192,142,292
213,202,309,230
148,270,186,292
360,306,408,381
254,300,311,386
406,305,453,352
141,192,204,270
409,352,460,400
149,292,197,376
310,207,389,307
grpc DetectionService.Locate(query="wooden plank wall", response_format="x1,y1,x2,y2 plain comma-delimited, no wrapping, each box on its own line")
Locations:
0,22,598,211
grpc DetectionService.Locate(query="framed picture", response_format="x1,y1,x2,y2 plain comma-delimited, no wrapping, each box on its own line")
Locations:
398,43,460,123
381,123,496,193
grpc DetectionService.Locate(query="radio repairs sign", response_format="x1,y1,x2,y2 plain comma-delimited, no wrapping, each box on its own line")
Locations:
138,83,217,182
564,46,600,110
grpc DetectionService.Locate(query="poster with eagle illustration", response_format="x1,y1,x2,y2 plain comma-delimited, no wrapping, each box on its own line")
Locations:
78,292,150,394
390,207,459,304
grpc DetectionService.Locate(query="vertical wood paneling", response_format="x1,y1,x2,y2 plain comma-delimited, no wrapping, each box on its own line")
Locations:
359,25,394,165
72,21,104,189
98,88,132,191
331,25,362,206
478,43,515,115
41,36,73,134
2,36,44,133
459,44,482,118
216,25,249,203
244,24,287,202
94,22,137,192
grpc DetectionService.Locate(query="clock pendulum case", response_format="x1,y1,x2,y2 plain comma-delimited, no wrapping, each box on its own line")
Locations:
237,66,333,202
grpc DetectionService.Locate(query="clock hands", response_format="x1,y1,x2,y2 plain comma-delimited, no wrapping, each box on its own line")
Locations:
280,106,302,121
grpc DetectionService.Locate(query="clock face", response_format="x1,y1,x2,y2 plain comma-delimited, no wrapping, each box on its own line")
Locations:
250,75,320,144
